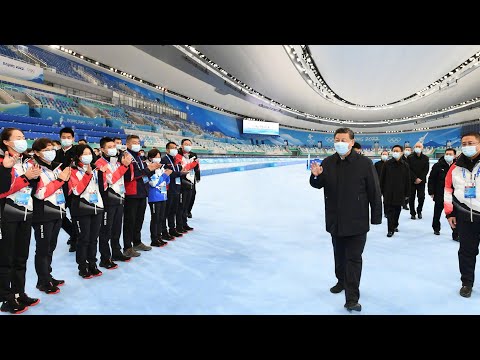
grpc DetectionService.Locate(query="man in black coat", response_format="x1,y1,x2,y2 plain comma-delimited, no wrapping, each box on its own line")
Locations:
310,128,382,312
401,146,413,210
54,127,78,252
178,139,198,230
407,142,430,219
374,150,389,179
380,145,411,237
427,148,458,240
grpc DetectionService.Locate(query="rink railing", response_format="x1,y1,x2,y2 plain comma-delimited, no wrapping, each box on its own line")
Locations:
201,157,305,176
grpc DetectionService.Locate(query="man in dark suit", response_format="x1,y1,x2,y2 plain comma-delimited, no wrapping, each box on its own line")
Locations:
379,145,411,237
310,128,382,312
54,127,77,252
428,148,458,239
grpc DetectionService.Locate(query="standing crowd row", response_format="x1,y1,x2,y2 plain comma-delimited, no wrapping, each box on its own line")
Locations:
0,127,200,314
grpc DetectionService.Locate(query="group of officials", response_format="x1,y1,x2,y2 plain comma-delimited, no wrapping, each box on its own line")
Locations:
310,128,480,311
0,127,200,314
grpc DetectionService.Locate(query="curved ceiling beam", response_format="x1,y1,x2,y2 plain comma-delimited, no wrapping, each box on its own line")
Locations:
287,45,480,110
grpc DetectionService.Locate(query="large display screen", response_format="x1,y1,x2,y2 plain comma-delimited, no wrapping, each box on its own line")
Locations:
242,119,279,135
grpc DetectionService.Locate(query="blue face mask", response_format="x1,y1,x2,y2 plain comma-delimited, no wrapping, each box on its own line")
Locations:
381,155,388,161
462,146,478,158
334,142,350,156
414,147,422,154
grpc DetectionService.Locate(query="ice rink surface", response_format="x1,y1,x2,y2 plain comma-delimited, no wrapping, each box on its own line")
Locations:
5,162,480,315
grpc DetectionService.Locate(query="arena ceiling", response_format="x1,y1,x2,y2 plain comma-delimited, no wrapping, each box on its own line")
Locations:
58,45,480,131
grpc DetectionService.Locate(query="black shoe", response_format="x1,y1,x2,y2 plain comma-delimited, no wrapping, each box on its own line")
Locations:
99,259,118,270
177,228,188,234
170,229,183,237
151,240,163,247
159,239,168,247
387,232,394,237
51,278,65,287
411,215,416,220
17,293,40,307
403,206,409,210
69,242,77,252
89,264,103,277
184,225,194,231
36,283,60,294
418,212,422,219
394,228,399,232
79,267,93,279
453,233,459,242
162,232,174,241
1,298,28,314
330,282,344,294
344,301,362,312
434,230,440,235
112,253,132,262
66,237,71,245
187,212,192,218
460,285,472,298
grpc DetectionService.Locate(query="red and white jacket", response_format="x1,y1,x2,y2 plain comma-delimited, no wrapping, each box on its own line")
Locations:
68,166,104,210
31,159,66,209
444,154,480,222
0,156,33,211
94,156,128,198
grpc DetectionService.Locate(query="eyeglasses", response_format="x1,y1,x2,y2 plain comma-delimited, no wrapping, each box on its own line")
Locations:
461,142,479,146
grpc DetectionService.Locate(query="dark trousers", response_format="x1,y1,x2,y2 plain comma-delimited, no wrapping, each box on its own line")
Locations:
123,197,147,250
432,199,459,238
166,192,181,230
62,200,78,244
0,219,32,301
99,205,124,261
331,233,367,303
33,219,62,286
457,216,480,287
149,201,166,241
188,185,196,213
180,188,194,227
409,182,426,216
73,213,103,269
384,204,401,232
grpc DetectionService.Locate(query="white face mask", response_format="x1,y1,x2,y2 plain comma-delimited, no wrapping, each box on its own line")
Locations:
107,148,117,157
444,155,454,163
334,142,350,156
11,139,28,153
131,144,141,153
81,155,93,164
381,155,388,161
183,145,192,153
462,145,478,158
42,150,56,162
404,150,411,156
61,139,73,147
169,149,178,157
392,152,402,160
152,158,162,163
115,144,122,150
414,147,422,154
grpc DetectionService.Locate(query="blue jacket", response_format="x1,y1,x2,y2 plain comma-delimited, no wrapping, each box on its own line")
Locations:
148,170,170,203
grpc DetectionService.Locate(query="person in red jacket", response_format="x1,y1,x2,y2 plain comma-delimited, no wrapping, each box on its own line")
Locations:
31,138,71,295
95,137,133,268
68,144,105,279
122,135,161,257
0,128,41,314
